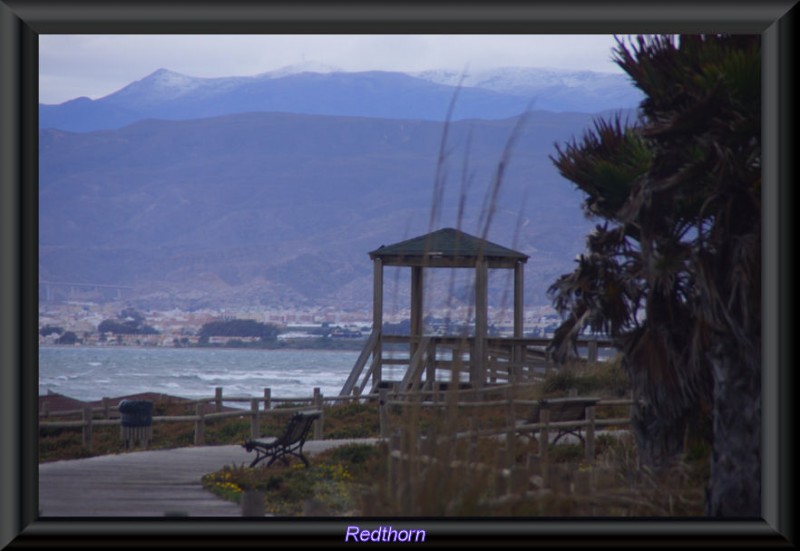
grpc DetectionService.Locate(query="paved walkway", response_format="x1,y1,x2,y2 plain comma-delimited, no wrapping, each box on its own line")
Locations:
39,439,381,517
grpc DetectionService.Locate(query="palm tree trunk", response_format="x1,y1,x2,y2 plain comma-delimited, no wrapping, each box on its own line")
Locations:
630,401,688,470
706,348,761,517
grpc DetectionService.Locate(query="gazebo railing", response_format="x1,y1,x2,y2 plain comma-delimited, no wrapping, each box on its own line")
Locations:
341,334,615,397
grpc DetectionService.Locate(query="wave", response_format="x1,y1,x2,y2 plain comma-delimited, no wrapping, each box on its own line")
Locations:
39,347,355,402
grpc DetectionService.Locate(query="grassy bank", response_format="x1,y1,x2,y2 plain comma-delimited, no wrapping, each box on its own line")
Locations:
198,359,708,517
39,399,379,463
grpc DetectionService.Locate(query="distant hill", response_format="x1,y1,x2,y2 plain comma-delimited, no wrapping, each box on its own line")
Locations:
39,110,632,311
39,66,642,133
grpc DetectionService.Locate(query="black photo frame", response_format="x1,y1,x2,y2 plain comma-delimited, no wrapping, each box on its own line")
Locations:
1,1,795,547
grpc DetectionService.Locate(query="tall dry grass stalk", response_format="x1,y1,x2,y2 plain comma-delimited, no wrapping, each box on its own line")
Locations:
364,396,703,516
356,93,707,517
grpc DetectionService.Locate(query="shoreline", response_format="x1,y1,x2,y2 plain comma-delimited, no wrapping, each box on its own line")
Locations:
39,346,358,405
38,339,367,352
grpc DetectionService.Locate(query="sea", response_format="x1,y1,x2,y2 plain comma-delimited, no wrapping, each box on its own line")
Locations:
38,346,362,406
39,343,616,407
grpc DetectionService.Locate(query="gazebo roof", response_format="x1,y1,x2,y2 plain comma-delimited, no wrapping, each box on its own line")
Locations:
369,227,528,268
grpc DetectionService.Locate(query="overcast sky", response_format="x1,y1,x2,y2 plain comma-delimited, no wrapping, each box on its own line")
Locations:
39,34,631,105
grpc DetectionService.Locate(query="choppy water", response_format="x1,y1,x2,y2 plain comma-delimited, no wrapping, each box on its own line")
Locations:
39,346,360,403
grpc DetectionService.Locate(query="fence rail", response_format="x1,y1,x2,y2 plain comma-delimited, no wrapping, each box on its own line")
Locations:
40,384,634,470
382,392,635,505
39,386,347,451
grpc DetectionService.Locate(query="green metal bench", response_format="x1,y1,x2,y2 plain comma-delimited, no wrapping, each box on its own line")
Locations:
243,410,321,468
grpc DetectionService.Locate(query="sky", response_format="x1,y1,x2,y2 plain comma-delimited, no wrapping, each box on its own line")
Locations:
39,34,630,105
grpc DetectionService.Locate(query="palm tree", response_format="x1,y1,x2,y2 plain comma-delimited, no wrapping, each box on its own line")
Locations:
549,115,710,471
548,34,761,516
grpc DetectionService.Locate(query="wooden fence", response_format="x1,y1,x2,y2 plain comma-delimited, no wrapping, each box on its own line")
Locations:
38,386,367,451
377,382,634,504
39,383,633,480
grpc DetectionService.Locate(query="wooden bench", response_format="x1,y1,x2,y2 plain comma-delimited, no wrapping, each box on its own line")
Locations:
242,410,321,468
528,397,600,445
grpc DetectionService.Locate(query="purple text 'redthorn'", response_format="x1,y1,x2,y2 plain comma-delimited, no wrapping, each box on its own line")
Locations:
345,525,426,542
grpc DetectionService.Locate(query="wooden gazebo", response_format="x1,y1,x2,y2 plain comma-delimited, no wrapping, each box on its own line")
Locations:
340,227,540,396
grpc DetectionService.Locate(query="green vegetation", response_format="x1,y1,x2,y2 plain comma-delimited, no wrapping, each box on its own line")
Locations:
55,331,80,345
39,325,64,337
541,355,629,398
198,319,279,342
98,308,159,335
202,444,383,515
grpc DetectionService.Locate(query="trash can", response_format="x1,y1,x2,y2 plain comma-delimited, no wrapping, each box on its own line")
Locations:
119,399,153,449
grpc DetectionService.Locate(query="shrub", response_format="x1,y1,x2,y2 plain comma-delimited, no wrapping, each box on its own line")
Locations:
328,444,377,466
202,446,382,516
542,357,629,397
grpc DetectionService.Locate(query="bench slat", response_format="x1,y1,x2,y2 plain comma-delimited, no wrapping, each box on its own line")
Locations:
248,437,278,446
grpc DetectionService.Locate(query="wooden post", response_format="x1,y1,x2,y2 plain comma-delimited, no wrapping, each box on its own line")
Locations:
505,388,515,468
494,448,507,497
263,388,271,411
102,397,110,419
379,388,388,438
410,265,424,366
215,387,223,413
388,431,400,499
575,468,593,505
526,452,540,477
425,340,436,392
540,408,550,463
585,405,596,463
313,387,323,440
468,417,478,464
510,342,519,383
194,403,205,445
250,398,260,440
510,466,527,497
474,258,488,389
372,258,383,388
241,490,265,516
588,339,598,362
405,429,416,513
82,406,93,451
514,261,524,339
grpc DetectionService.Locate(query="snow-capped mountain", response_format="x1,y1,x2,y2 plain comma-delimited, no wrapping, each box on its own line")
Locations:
108,63,344,107
412,66,641,111
40,66,642,132
262,61,342,78
413,66,630,93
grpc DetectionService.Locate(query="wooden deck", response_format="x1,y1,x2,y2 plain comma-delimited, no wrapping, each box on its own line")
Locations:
340,333,614,396
39,439,380,517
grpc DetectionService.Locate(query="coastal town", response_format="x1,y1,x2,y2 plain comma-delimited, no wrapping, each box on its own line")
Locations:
38,301,564,348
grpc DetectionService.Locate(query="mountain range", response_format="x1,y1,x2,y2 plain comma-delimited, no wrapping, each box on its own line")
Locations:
40,65,642,132
39,66,641,314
